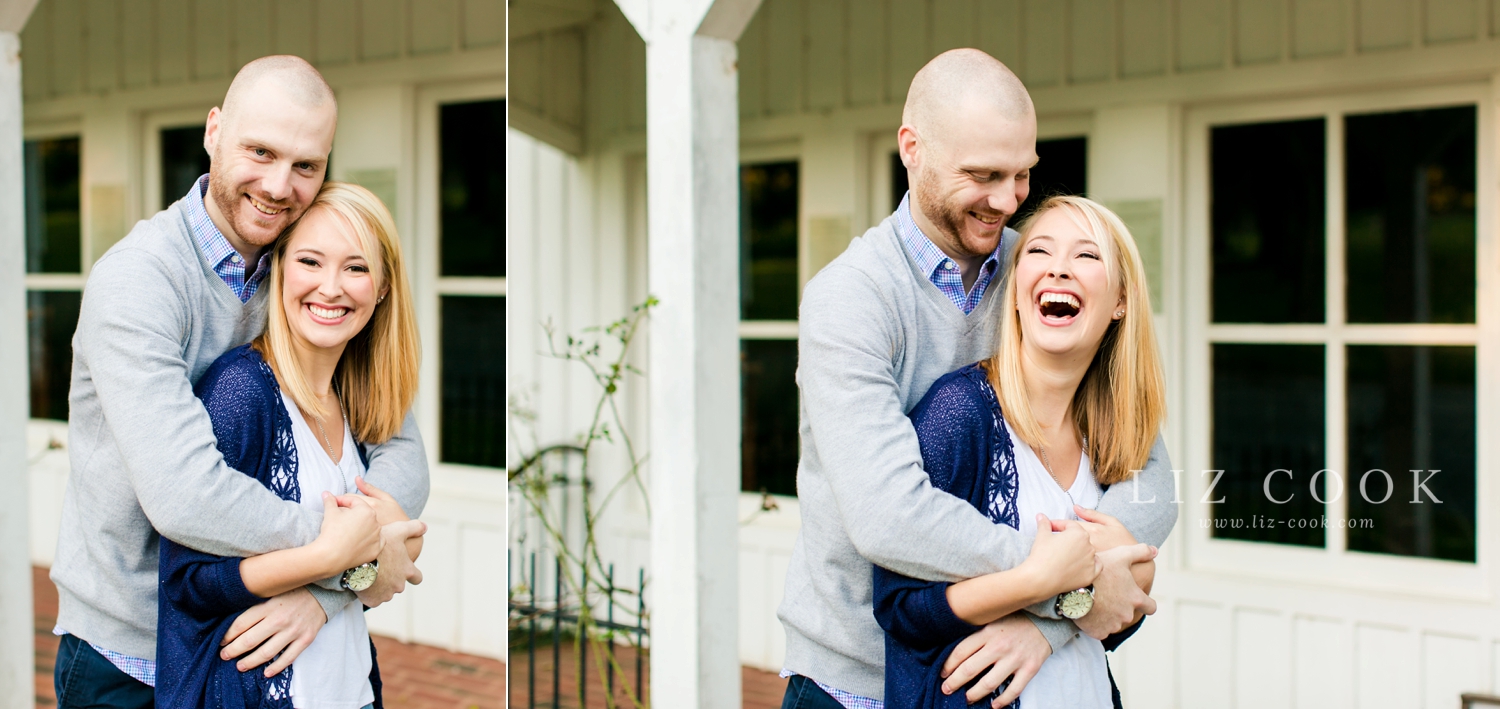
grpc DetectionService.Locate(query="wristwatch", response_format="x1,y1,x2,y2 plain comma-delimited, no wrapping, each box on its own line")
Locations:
1055,585,1094,620
341,561,379,592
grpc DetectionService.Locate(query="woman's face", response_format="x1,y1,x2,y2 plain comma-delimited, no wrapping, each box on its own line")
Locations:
1013,207,1124,361
280,207,383,353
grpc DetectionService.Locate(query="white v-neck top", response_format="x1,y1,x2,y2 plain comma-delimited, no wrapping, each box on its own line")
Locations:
1005,421,1112,709
279,391,375,709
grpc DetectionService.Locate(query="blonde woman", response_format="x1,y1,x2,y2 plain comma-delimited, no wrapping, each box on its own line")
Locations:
874,196,1164,709
156,183,425,709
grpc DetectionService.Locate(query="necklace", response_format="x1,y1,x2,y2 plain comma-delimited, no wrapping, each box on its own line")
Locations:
1037,435,1086,513
309,390,349,491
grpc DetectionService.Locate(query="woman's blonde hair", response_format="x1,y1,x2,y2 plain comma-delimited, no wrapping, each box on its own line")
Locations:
987,195,1165,485
254,182,420,445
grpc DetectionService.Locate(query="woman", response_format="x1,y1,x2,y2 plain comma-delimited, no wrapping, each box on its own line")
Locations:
155,182,424,709
874,195,1165,709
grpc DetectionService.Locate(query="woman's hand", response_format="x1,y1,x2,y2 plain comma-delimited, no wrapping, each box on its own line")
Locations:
1022,513,1098,596
311,491,382,573
1073,506,1137,553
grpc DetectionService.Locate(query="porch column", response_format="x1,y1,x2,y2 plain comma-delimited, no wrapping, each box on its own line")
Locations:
615,0,762,704
0,2,39,707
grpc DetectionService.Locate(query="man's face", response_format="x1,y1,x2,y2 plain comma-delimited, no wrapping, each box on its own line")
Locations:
203,83,336,254
905,105,1037,261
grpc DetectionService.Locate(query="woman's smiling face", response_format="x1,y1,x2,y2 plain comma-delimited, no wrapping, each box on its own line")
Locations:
280,207,383,353
1014,206,1123,359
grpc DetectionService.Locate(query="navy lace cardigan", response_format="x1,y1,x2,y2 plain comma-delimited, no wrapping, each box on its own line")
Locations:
872,364,1138,709
155,344,383,709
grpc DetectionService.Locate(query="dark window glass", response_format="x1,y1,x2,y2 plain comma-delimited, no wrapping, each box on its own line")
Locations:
1015,137,1088,224
740,162,799,321
889,137,1087,226
1212,119,1325,323
26,290,81,421
1211,344,1326,548
441,295,505,467
440,99,505,277
1346,345,1475,562
741,339,799,496
160,127,212,210
24,137,81,274
1345,106,1476,324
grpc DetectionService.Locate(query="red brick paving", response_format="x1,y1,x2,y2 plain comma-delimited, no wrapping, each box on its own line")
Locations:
505,637,788,709
32,566,506,709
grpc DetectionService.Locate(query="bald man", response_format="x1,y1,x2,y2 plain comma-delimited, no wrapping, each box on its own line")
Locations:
52,55,428,709
778,49,1177,708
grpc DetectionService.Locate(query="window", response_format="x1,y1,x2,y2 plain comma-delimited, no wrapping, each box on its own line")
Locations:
24,136,83,422
160,126,212,209
1202,102,1477,563
437,99,506,468
740,161,799,496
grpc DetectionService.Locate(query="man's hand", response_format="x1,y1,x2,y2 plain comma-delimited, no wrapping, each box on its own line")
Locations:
1074,543,1158,640
221,587,327,676
354,519,428,608
941,613,1051,707
1073,506,1138,553
347,476,410,526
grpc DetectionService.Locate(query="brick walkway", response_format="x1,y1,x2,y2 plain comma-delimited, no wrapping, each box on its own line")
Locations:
506,637,789,709
32,566,507,708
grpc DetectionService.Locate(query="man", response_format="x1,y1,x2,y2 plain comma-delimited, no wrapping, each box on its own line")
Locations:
52,56,429,708
779,49,1177,707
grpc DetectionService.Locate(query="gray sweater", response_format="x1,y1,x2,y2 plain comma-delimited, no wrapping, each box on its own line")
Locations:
53,199,430,660
779,214,1177,699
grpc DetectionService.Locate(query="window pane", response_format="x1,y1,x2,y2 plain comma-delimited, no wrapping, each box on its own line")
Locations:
1346,345,1474,562
1345,106,1476,324
1015,136,1088,224
1212,119,1325,323
741,339,798,496
740,162,799,320
441,295,505,467
27,291,81,421
440,99,505,277
1211,344,1326,548
24,137,81,274
160,127,212,210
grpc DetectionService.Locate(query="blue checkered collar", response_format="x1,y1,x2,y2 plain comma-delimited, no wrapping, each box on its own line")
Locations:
894,192,1003,285
184,174,270,284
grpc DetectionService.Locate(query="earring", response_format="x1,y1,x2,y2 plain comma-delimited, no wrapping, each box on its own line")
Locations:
378,295,386,304
1114,309,1125,319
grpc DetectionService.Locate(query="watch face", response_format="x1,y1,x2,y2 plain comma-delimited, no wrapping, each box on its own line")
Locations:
1059,590,1094,619
345,564,378,592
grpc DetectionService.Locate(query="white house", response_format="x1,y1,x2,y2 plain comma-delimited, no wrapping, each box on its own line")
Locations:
507,0,1500,707
0,2,507,706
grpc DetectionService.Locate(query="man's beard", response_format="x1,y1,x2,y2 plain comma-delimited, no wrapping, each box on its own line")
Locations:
912,166,999,259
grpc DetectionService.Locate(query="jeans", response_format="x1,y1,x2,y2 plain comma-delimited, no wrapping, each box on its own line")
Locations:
54,634,153,709
780,675,850,709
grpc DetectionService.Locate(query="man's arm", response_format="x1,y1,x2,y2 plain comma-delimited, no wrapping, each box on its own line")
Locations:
78,251,322,556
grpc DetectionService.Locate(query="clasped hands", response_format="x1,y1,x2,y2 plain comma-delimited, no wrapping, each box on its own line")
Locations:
940,508,1158,706
219,477,426,677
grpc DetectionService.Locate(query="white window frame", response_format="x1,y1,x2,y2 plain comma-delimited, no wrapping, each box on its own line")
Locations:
1179,83,1495,598
738,141,801,500
141,107,215,222
414,81,507,484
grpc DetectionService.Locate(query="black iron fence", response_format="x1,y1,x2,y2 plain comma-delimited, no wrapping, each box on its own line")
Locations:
509,551,650,708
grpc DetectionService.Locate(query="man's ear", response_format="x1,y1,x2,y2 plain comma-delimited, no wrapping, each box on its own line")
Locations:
203,107,222,159
896,125,920,171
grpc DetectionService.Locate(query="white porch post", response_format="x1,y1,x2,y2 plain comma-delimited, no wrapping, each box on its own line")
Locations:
0,2,38,707
615,0,762,704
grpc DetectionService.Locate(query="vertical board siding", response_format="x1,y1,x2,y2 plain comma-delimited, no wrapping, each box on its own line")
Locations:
49,0,81,95
806,0,846,112
1021,0,1062,86
886,0,929,104
193,0,229,80
1232,608,1292,706
460,0,505,49
274,0,316,58
83,0,119,93
1176,0,1226,71
1292,0,1348,58
847,0,886,106
232,3,274,70
316,0,358,65
410,0,456,55
1177,602,1232,708
765,0,806,116
1294,616,1354,708
738,7,768,118
122,6,154,89
509,35,543,119
361,0,403,61
1358,0,1413,51
157,0,191,85
20,0,50,99
975,0,1022,75
1069,0,1113,83
1120,0,1167,77
456,524,506,657
1356,625,1420,709
549,30,585,130
931,0,976,56
1235,0,1285,64
1425,0,1480,43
